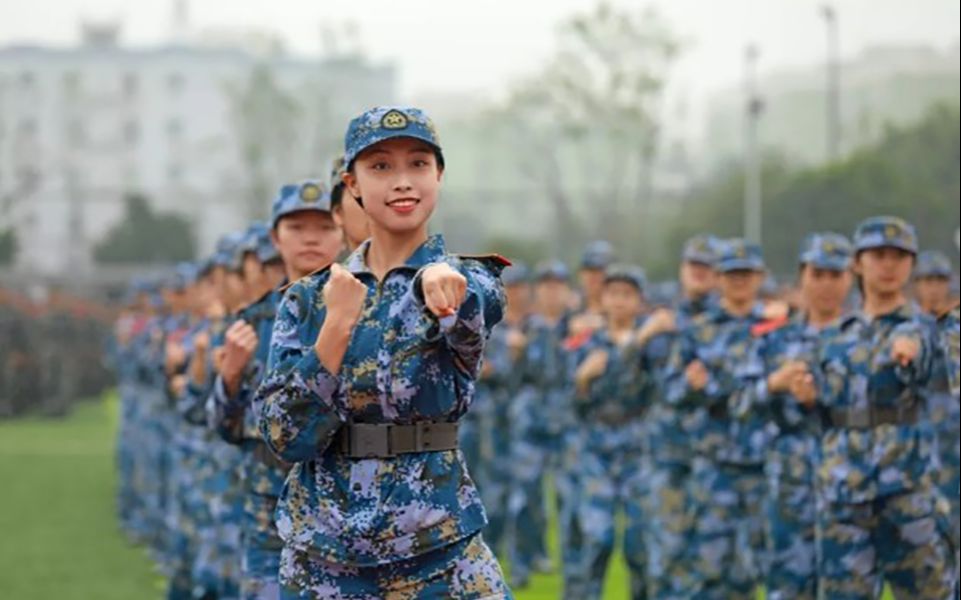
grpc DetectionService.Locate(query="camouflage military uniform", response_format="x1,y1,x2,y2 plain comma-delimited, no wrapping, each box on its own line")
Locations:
812,217,955,599
508,309,574,587
732,232,853,600
256,234,511,598
640,294,711,600
570,315,650,600
664,240,770,600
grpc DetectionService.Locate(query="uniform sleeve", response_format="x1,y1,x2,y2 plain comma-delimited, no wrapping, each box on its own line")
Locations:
207,374,248,444
663,329,699,406
412,259,506,379
732,335,773,419
256,281,347,463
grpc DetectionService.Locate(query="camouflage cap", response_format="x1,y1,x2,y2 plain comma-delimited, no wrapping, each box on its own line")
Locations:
270,180,332,229
853,216,918,254
604,263,647,293
533,259,571,283
343,106,443,169
502,262,531,286
799,232,853,271
716,238,765,273
212,230,247,270
914,250,954,279
682,234,719,266
580,240,616,270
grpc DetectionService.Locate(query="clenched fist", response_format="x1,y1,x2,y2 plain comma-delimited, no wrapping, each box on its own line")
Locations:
221,320,258,397
890,336,920,367
323,263,368,326
767,360,809,394
421,263,467,319
685,360,709,391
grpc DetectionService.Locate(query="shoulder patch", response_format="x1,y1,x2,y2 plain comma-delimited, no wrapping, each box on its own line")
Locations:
751,315,789,337
457,253,512,274
280,264,332,293
563,329,594,352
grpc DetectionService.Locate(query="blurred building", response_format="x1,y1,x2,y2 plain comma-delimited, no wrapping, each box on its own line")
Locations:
699,43,960,170
0,21,396,277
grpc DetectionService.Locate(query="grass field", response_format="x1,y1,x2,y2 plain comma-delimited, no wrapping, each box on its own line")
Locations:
0,394,894,599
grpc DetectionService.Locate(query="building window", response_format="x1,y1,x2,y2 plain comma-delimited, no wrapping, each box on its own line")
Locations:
123,120,139,146
122,73,138,97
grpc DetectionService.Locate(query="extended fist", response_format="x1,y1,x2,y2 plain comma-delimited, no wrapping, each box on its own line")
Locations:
421,263,467,319
890,336,920,367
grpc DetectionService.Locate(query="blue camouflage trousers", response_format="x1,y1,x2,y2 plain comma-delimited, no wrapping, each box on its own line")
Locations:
818,485,956,600
764,434,817,600
685,458,765,600
278,534,512,599
641,458,695,600
573,421,647,600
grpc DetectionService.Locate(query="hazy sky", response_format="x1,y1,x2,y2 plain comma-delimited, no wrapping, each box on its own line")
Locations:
2,0,958,99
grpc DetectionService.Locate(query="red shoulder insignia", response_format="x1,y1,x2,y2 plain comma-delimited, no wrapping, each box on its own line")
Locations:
752,316,789,337
563,329,593,351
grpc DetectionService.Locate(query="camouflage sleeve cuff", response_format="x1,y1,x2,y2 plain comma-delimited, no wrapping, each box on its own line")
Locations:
295,347,345,408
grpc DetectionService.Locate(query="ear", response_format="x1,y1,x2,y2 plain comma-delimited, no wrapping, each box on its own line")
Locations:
343,171,362,200
269,228,280,247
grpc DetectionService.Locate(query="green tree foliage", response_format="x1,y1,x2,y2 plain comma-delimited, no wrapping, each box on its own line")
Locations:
93,194,195,264
0,228,16,265
658,103,960,278
492,2,680,259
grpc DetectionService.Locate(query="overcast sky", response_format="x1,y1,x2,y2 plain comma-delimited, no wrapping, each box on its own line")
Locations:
2,0,958,99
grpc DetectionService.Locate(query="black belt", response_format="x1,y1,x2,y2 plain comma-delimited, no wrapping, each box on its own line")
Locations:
250,441,290,470
332,422,459,458
828,404,920,429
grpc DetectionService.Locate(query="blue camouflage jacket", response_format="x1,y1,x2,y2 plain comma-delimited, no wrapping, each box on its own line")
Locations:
642,295,712,465
813,303,937,503
664,301,770,465
256,234,505,566
734,312,837,439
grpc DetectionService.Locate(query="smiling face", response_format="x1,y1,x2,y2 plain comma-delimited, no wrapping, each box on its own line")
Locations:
343,137,443,237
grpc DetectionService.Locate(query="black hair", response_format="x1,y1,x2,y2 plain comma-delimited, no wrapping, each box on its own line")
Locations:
330,182,346,210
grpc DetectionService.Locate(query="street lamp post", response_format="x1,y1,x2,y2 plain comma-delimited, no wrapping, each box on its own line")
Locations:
821,3,841,162
744,44,763,245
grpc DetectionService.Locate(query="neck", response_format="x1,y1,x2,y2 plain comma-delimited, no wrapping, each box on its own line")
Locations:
367,227,429,280
806,307,842,329
683,289,707,304
505,305,527,325
863,290,905,318
585,297,603,314
720,296,754,317
609,317,634,333
540,308,564,324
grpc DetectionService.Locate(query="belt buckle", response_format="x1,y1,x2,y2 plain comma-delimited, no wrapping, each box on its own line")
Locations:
350,423,393,458
414,421,432,451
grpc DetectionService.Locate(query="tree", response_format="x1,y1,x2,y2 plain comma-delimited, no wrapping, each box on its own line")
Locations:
658,103,960,278
491,2,680,260
0,228,16,265
227,64,303,221
93,194,196,263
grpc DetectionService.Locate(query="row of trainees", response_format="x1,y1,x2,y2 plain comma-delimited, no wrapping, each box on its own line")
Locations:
114,104,960,600
0,287,113,418
474,225,959,600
